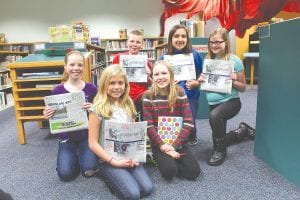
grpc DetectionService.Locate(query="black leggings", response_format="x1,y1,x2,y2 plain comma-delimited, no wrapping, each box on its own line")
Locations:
152,144,200,180
209,98,241,139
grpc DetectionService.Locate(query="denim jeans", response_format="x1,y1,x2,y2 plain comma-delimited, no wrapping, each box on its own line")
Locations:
97,162,154,200
56,138,97,181
209,98,241,139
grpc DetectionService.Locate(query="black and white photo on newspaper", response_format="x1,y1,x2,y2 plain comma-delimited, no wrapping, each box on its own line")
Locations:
163,53,196,81
200,59,234,94
101,120,147,163
120,54,148,82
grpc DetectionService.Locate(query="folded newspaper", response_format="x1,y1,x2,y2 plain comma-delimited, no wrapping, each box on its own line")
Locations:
200,59,234,94
44,91,88,134
163,53,196,81
101,120,147,163
120,54,148,83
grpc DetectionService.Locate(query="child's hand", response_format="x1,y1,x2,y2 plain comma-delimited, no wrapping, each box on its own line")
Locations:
160,144,175,153
186,79,200,90
230,72,237,81
43,107,55,119
82,102,92,110
166,150,181,159
145,65,151,77
112,159,139,168
197,73,206,83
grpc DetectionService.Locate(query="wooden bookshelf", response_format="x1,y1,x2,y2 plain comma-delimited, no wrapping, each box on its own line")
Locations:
8,52,93,144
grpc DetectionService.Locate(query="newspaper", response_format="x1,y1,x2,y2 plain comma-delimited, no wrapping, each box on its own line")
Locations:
101,120,147,163
163,53,196,81
44,91,88,134
120,54,147,82
200,59,234,94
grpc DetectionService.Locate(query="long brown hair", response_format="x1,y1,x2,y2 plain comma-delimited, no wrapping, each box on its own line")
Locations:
167,24,192,55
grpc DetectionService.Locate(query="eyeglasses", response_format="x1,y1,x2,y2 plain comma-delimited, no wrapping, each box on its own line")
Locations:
209,40,225,45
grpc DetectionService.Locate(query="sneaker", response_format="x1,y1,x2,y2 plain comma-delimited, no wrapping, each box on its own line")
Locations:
187,137,198,146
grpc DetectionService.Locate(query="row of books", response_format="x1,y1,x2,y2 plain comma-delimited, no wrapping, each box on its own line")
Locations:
106,39,160,51
17,72,62,79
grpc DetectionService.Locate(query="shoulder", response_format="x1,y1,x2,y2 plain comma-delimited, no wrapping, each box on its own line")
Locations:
142,89,153,99
85,83,97,90
229,54,244,71
52,84,65,95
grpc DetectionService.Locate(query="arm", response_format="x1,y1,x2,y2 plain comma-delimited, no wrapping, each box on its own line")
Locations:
112,53,120,64
186,50,203,90
231,55,246,92
88,112,138,168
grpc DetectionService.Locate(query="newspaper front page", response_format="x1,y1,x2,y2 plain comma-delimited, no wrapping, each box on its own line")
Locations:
44,91,88,134
120,54,148,82
200,59,234,94
163,53,196,81
101,120,147,163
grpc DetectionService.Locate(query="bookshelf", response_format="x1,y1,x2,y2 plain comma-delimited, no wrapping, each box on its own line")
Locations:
101,37,164,65
8,52,93,144
85,43,106,86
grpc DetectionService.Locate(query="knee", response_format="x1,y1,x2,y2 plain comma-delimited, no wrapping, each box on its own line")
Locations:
159,164,177,180
141,182,154,198
122,188,140,200
57,167,77,182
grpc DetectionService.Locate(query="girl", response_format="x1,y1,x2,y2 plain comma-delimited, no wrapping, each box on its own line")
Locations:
88,64,154,200
161,24,203,146
198,28,251,166
43,50,98,181
143,61,200,180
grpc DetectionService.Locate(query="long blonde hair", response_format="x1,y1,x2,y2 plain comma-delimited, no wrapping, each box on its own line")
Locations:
61,50,84,82
206,28,231,60
93,64,136,119
152,61,178,111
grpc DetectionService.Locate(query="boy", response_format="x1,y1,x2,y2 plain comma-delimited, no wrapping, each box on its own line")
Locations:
112,30,152,121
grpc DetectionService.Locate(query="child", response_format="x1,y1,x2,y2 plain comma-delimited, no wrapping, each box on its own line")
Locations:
143,61,200,180
88,64,154,200
198,28,253,166
112,29,152,121
43,50,98,181
161,24,203,146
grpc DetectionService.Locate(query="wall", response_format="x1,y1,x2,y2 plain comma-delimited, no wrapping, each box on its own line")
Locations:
0,0,227,45
0,0,164,42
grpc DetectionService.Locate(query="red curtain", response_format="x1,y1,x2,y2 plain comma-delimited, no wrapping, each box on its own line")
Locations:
160,0,300,37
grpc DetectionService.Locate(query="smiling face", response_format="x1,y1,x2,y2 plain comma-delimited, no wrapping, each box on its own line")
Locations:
209,33,226,58
153,63,171,94
64,53,84,81
107,74,126,102
171,28,188,51
127,33,143,55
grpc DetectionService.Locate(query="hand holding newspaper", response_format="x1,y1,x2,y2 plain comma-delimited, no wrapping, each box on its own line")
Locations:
101,121,147,163
44,91,88,134
200,59,234,94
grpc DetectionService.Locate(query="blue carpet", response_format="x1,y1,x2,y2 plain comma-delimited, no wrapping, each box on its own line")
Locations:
0,85,299,200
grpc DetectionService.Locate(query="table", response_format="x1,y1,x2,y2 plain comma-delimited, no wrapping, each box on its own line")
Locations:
243,52,259,89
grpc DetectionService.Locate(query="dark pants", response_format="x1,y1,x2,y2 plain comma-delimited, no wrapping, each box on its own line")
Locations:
188,98,199,140
135,97,143,122
209,98,241,140
152,144,200,180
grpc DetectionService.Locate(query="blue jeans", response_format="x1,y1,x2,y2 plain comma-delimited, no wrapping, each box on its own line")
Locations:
97,162,154,200
57,138,97,181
